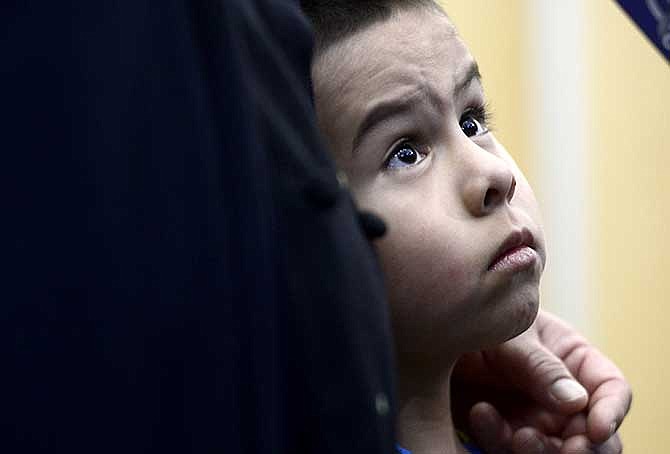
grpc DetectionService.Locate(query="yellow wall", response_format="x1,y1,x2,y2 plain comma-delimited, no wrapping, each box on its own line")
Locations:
588,2,670,451
442,1,533,176
443,0,670,451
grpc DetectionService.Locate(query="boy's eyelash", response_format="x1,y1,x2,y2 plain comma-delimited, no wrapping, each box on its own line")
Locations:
465,102,494,131
381,103,494,171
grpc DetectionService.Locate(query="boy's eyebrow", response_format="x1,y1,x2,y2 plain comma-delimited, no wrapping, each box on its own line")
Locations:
352,95,429,153
351,61,482,154
454,61,481,98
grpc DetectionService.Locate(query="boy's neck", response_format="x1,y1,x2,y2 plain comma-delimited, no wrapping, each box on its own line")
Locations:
396,355,470,454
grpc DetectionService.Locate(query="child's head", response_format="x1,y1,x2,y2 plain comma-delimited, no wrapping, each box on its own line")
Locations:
303,0,547,362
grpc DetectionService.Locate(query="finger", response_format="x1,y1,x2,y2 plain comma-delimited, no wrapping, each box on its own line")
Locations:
560,434,595,454
562,345,632,443
504,404,570,436
560,415,622,454
594,433,622,454
560,413,587,438
536,312,632,444
485,333,588,415
469,402,513,454
511,427,561,454
547,437,563,451
585,378,632,444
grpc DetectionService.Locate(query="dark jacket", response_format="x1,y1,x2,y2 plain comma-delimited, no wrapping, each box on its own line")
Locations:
2,1,395,452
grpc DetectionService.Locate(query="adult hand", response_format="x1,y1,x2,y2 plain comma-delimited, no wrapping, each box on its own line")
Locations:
452,310,631,453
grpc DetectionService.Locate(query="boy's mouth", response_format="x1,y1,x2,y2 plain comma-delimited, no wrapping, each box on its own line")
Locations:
488,228,537,272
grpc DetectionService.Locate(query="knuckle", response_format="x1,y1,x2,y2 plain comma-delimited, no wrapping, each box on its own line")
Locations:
527,347,565,381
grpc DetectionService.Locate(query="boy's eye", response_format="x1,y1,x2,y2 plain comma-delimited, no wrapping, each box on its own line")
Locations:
460,110,489,138
385,142,427,170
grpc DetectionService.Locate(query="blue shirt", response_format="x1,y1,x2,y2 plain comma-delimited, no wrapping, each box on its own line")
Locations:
396,432,483,454
396,445,482,454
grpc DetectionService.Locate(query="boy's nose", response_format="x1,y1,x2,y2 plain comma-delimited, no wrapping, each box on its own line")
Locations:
463,157,516,217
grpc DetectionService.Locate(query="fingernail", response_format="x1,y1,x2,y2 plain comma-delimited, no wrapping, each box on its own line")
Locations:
529,435,545,453
519,433,545,454
609,421,617,437
550,378,587,402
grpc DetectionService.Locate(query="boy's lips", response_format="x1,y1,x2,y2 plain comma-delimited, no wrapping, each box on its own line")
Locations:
488,228,537,272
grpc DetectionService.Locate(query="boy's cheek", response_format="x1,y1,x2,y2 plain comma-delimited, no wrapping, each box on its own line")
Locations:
374,222,475,309
509,184,547,268
380,244,477,354
493,142,547,264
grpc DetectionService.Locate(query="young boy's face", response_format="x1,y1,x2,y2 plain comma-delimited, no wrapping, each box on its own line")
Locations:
312,7,547,358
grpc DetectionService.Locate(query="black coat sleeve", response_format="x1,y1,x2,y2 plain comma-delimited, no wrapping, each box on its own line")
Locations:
1,1,396,453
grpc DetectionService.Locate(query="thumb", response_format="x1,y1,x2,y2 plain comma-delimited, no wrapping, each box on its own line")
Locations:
486,334,589,415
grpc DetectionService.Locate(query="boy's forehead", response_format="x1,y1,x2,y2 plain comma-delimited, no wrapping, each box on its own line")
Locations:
314,7,470,104
312,7,474,154
332,7,460,68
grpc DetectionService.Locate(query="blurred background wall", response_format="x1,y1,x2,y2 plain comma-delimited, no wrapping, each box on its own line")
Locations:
441,0,670,451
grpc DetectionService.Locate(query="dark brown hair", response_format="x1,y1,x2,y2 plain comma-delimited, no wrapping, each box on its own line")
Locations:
300,0,444,55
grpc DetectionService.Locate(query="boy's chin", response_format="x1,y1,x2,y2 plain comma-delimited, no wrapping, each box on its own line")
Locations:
477,288,540,349
507,298,540,341
499,290,540,343
392,288,540,359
